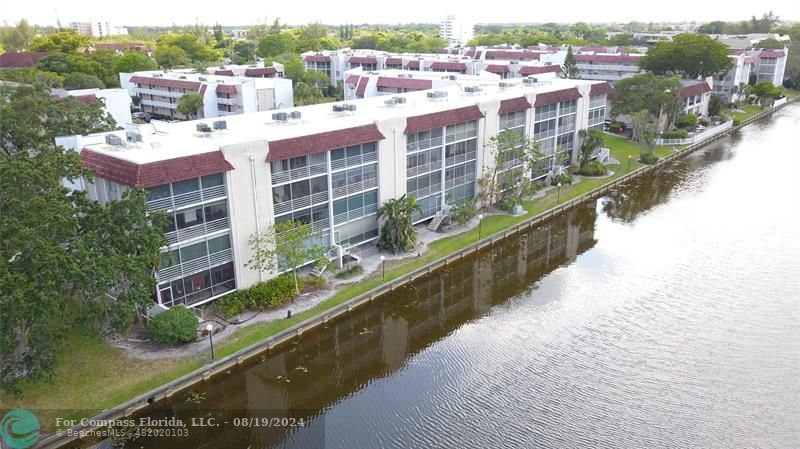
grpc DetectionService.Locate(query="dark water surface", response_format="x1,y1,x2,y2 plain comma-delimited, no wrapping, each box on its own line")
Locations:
127,105,800,449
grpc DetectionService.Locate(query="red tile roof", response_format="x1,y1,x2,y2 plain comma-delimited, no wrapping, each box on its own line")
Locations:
498,96,531,114
72,94,99,104
349,56,378,65
355,77,369,97
385,57,403,65
93,43,152,53
81,149,234,188
244,67,278,76
680,81,711,98
759,50,786,58
376,77,433,90
430,61,467,72
304,54,331,63
198,84,207,96
267,124,385,162
533,88,582,107
214,69,234,76
485,50,540,60
485,64,510,74
216,84,237,94
0,51,52,68
405,106,484,134
406,60,420,69
465,50,478,59
345,74,360,85
589,82,613,96
129,76,202,91
575,54,641,64
519,65,561,76
579,47,608,53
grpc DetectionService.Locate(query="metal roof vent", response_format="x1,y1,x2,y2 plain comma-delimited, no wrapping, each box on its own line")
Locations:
213,120,227,130
125,130,143,143
196,123,212,133
272,112,288,122
105,134,123,146
426,91,449,101
499,81,516,88
289,111,302,120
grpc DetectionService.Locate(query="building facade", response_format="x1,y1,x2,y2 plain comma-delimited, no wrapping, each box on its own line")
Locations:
65,79,610,309
69,20,128,37
440,15,475,47
120,71,294,120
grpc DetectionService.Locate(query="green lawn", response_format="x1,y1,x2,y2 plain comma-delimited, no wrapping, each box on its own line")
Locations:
721,104,763,122
784,88,800,100
0,132,691,427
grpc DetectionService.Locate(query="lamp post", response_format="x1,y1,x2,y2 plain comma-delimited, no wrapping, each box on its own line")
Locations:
627,155,632,172
478,214,484,239
380,255,386,279
557,183,562,203
205,323,215,362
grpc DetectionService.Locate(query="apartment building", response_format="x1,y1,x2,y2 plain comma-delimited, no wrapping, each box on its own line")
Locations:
751,48,787,85
69,20,128,37
440,15,475,47
120,71,294,120
51,87,133,125
680,79,712,116
342,69,505,100
573,53,644,82
62,78,610,309
207,62,285,79
714,53,754,103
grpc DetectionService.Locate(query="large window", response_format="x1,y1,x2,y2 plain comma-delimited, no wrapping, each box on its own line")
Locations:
158,262,235,307
407,128,443,152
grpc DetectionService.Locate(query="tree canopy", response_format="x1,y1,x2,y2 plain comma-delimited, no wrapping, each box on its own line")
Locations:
611,73,683,131
29,30,92,53
113,52,158,74
639,33,734,79
561,46,579,79
154,44,189,69
176,92,204,119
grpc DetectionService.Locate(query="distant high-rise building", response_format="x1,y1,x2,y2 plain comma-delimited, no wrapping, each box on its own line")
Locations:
69,19,128,37
439,15,474,47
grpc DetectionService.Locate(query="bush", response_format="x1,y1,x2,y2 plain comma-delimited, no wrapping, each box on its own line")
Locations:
732,118,742,126
304,274,328,290
608,122,623,133
674,113,698,129
708,95,724,116
660,129,689,139
498,196,517,212
639,153,659,165
450,199,477,225
147,306,198,343
335,265,364,279
551,173,572,186
579,161,608,176
213,274,299,318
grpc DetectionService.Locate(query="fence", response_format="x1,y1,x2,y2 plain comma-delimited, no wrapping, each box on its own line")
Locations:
37,94,799,449
656,120,733,146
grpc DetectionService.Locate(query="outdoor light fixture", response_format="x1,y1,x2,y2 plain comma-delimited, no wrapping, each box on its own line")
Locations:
380,255,386,278
206,323,215,361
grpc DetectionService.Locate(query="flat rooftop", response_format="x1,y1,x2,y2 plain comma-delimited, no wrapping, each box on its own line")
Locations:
82,78,600,165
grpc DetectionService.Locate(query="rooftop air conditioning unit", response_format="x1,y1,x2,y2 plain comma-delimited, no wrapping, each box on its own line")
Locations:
272,112,288,122
344,104,357,112
499,81,515,88
213,120,227,130
105,134,123,146
196,123,212,133
394,96,407,104
199,76,207,81
126,130,143,143
464,86,483,94
449,75,457,81
290,111,302,120
332,104,345,112
179,76,187,80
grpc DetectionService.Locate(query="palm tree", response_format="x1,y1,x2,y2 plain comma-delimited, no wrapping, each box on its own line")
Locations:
377,194,423,254
578,128,605,170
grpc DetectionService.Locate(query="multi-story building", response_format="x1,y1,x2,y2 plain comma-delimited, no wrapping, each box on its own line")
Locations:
206,62,285,79
440,15,474,47
342,69,504,100
573,53,644,82
52,87,133,125
69,20,128,37
710,33,791,51
751,48,788,85
680,79,712,116
713,53,754,103
119,71,294,120
63,78,610,309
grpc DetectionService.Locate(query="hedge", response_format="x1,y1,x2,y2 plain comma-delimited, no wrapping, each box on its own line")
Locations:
213,274,300,318
579,161,608,176
148,306,198,343
660,129,689,139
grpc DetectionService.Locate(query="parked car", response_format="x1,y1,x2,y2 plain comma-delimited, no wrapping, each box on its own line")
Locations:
132,112,151,123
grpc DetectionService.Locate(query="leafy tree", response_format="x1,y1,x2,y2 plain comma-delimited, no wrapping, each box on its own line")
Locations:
750,80,782,106
631,110,658,163
29,30,92,53
63,72,105,89
674,112,698,129
1,19,34,51
377,194,422,254
257,34,296,58
269,18,283,35
113,52,158,74
246,22,270,43
246,220,329,294
0,84,165,394
212,23,224,43
157,33,221,63
708,95,724,116
37,53,109,86
578,129,605,170
639,33,734,79
611,73,683,133
478,129,543,209
232,41,255,64
756,38,786,50
154,45,189,69
293,82,324,106
270,53,306,82
561,46,579,79
0,68,64,88
86,49,120,87
176,92,204,119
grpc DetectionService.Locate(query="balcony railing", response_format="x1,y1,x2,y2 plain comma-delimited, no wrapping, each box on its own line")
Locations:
445,128,478,143
156,247,233,282
407,159,442,178
135,88,185,98
409,183,442,201
332,177,378,199
406,136,443,152
140,99,176,109
445,151,476,167
217,97,240,105
165,217,231,245
330,151,377,171
271,162,327,185
333,203,378,225
576,64,641,72
147,184,227,212
445,172,476,190
557,124,575,135
273,191,329,216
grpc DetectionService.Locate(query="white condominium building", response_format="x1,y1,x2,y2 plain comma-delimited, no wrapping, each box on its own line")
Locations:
120,71,294,120
440,15,475,47
62,78,611,309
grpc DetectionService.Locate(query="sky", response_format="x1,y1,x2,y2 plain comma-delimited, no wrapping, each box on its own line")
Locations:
2,1,797,27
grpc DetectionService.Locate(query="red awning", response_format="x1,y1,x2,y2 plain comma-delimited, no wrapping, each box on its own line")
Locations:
244,67,277,76
214,70,234,76
345,74,360,85
485,64,510,74
519,65,561,76
589,82,613,96
533,88,582,107
405,106,484,134
430,62,467,72
355,78,369,97
385,57,403,65
129,76,202,90
304,54,331,63
349,56,378,64
216,84,237,94
376,77,432,90
498,97,531,114
267,125,385,161
406,60,420,69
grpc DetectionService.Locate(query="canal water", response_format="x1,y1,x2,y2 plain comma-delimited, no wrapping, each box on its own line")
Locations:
125,104,799,449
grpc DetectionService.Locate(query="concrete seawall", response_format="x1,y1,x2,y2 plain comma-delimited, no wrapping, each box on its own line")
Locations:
39,95,799,449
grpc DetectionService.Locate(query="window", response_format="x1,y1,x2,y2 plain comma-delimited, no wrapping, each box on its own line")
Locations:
160,249,180,268
273,184,291,204
310,176,328,195
204,201,227,221
290,179,310,199
175,206,204,229
207,234,231,254
172,178,199,195
180,241,207,262
290,156,307,170
201,173,224,188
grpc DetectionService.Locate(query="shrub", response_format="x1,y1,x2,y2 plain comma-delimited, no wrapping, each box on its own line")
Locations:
732,118,742,126
335,265,364,279
674,113,698,129
304,275,328,291
450,199,477,225
639,153,659,165
608,122,623,133
551,173,572,186
579,161,608,176
660,129,689,139
498,196,516,212
147,306,198,343
213,274,299,318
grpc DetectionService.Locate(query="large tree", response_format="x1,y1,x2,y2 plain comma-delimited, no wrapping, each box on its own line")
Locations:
154,45,189,69
29,30,92,53
176,92,204,119
639,33,734,79
611,73,683,133
257,34,296,58
113,52,158,74
0,84,165,395
157,33,221,63
0,19,34,51
560,46,580,79
478,129,543,209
